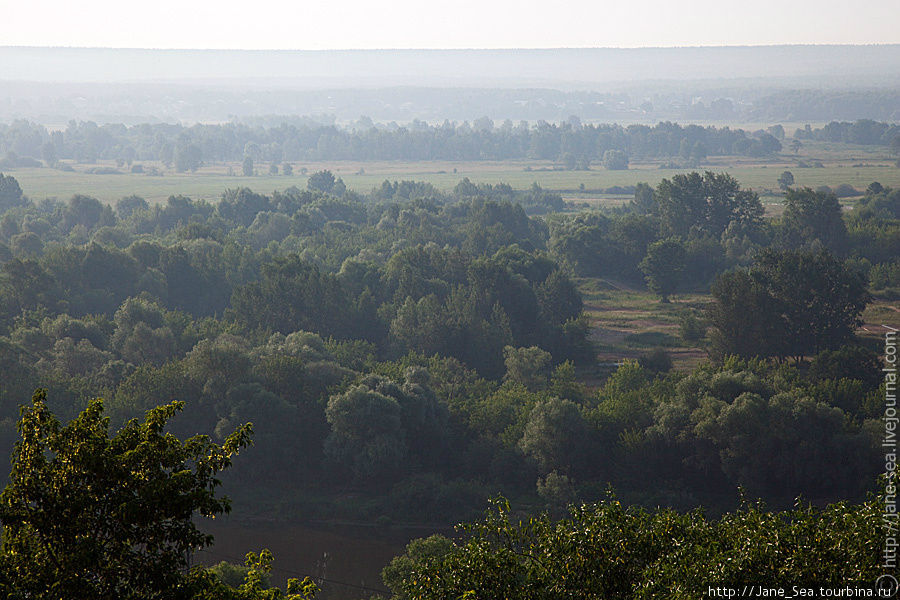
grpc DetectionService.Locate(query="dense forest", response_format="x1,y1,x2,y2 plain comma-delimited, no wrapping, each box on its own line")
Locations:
0,166,896,597
0,169,896,499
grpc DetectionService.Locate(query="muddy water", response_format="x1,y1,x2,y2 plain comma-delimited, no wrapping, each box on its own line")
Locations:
196,518,448,599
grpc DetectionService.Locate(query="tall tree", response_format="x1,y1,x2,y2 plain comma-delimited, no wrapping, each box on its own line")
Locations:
709,249,869,360
324,385,406,483
655,171,763,238
777,170,794,191
307,170,336,193
781,187,847,254
174,143,203,173
630,182,656,215
639,238,686,302
754,249,869,358
0,173,25,212
708,269,783,360
0,391,252,599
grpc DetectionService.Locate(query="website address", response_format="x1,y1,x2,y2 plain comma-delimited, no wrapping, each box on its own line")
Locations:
707,585,897,599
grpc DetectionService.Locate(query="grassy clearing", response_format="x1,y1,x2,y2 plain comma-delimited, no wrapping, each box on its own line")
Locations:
577,279,711,372
6,147,899,205
859,303,900,346
577,277,898,376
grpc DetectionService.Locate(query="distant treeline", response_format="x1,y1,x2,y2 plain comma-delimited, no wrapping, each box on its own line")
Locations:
747,89,900,123
795,119,900,146
4,118,897,170
0,119,787,168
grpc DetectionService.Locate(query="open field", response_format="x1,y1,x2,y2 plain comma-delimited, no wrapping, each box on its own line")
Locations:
577,278,900,378
577,279,711,376
5,145,899,206
859,302,900,346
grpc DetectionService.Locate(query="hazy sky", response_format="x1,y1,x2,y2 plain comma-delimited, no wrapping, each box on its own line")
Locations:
3,0,898,49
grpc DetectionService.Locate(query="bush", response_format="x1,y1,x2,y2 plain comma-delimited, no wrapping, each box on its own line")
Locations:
869,261,900,290
638,347,672,373
602,150,629,170
678,312,706,343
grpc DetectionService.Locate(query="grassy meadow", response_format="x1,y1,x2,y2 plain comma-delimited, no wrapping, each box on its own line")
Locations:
576,279,710,380
577,276,898,380
5,140,898,206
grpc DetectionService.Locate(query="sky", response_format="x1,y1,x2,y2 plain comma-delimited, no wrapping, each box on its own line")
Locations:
2,0,899,49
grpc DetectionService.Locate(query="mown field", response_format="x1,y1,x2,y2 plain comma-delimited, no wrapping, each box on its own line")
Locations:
5,141,898,205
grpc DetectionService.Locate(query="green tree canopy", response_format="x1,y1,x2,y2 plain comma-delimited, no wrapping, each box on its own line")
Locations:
655,171,763,238
0,173,25,212
777,170,794,191
503,345,552,391
174,143,203,173
307,170,336,193
383,495,883,600
781,187,848,253
601,149,628,170
324,384,406,483
710,249,869,360
639,238,686,302
0,390,252,599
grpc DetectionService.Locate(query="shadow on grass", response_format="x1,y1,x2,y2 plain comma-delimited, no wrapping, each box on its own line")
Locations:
623,331,681,348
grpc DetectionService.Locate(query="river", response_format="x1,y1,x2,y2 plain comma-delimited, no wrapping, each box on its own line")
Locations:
197,517,452,599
